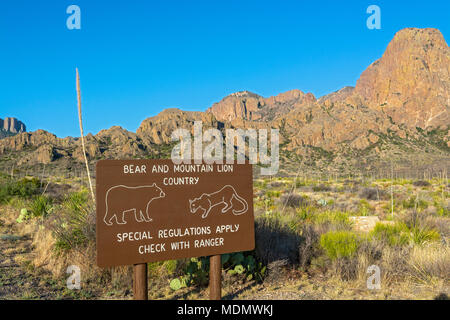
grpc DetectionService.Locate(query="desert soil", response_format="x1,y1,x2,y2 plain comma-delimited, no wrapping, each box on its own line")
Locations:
0,217,81,299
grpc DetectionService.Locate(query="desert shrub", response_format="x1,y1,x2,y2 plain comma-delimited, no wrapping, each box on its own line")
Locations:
16,208,32,223
0,177,41,203
319,231,359,260
312,184,331,192
380,246,411,283
425,216,450,238
358,199,373,216
370,222,410,246
410,226,440,245
317,198,328,207
332,256,359,281
311,210,352,231
269,181,284,188
254,180,267,189
403,208,429,230
413,180,431,187
170,251,267,291
298,224,322,268
294,206,317,223
264,259,287,284
222,252,266,282
393,179,412,186
148,260,178,278
402,196,429,210
254,215,301,265
436,205,450,217
265,190,281,198
281,193,308,208
49,190,95,253
29,195,53,218
359,187,387,200
295,179,307,188
44,183,72,202
357,238,383,262
169,257,209,290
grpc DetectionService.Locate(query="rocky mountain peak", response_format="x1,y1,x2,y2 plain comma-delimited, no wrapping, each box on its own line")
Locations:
0,117,26,139
0,117,26,133
353,28,449,129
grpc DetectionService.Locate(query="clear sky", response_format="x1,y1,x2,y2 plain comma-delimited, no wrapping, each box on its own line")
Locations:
0,0,449,137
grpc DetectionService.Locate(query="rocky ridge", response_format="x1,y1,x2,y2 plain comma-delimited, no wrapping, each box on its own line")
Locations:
0,28,448,175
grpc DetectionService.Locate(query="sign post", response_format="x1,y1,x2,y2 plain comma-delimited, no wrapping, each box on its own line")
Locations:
133,263,148,300
209,255,221,300
96,159,254,300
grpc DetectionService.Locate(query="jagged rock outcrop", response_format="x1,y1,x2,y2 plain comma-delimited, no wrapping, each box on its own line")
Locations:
207,89,317,122
0,117,26,139
137,108,220,145
351,28,449,129
318,86,354,106
0,117,26,133
206,91,264,121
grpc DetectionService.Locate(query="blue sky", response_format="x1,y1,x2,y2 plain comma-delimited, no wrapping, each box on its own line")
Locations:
0,0,449,137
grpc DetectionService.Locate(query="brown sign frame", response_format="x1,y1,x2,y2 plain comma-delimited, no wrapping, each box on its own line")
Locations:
96,159,255,268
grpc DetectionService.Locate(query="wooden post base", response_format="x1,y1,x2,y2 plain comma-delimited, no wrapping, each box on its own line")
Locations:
209,255,221,300
133,263,148,300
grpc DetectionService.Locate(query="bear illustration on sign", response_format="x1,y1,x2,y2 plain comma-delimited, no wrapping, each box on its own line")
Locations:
189,185,248,219
104,184,165,226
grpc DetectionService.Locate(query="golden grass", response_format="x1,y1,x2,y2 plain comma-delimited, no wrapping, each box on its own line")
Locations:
31,225,99,279
408,244,450,282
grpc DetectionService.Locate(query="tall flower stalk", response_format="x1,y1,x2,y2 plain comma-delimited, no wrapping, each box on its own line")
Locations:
76,68,95,203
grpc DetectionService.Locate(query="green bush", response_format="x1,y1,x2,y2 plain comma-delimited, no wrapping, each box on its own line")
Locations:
319,231,359,260
437,206,449,217
370,222,410,246
295,207,314,221
402,196,428,210
16,208,31,223
410,227,440,245
169,252,266,291
312,210,352,230
52,191,94,253
0,177,41,203
265,190,281,198
148,260,178,277
169,257,209,290
295,179,307,188
358,199,372,216
221,252,266,282
312,184,331,192
30,195,53,218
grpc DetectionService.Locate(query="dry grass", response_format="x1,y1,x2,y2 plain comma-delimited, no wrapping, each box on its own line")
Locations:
408,244,450,282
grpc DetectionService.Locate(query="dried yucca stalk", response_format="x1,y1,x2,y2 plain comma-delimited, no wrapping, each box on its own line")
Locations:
76,68,96,203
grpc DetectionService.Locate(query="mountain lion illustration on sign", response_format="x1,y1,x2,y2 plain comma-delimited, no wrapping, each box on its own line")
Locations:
189,185,248,219
104,184,165,226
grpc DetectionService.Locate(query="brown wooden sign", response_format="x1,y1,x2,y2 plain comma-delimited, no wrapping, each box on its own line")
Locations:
96,159,254,267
